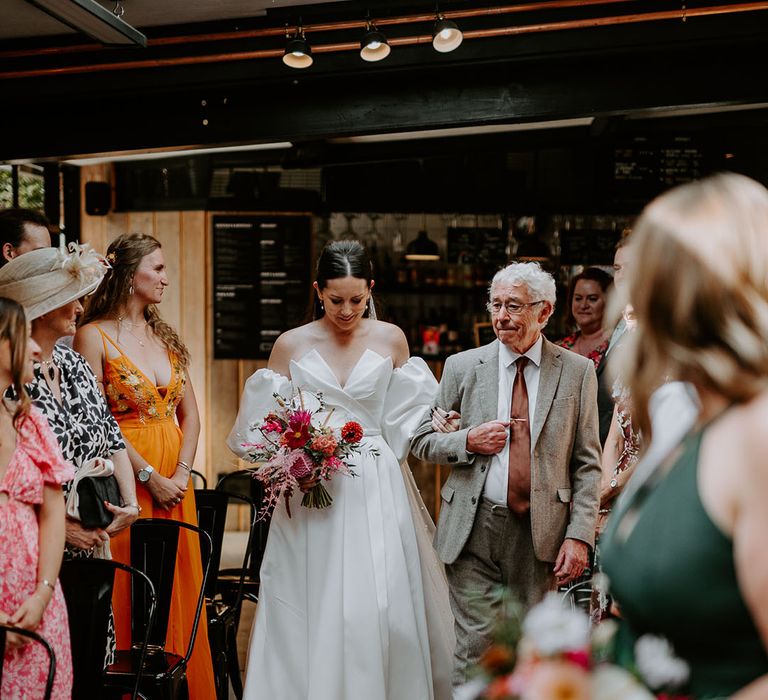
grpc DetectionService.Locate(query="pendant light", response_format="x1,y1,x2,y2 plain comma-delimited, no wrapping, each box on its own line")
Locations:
432,14,463,53
283,23,313,69
405,230,441,261
360,20,390,62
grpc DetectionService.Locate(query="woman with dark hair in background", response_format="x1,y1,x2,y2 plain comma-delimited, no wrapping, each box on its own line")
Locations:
229,240,454,700
558,266,614,369
75,233,215,699
0,208,52,266
0,297,73,699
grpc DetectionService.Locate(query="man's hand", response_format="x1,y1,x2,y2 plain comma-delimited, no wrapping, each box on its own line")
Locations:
553,538,589,586
431,407,461,434
466,420,509,455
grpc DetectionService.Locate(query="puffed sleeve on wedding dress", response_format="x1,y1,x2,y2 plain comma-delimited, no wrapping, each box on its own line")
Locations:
381,357,438,463
383,357,456,700
226,368,292,459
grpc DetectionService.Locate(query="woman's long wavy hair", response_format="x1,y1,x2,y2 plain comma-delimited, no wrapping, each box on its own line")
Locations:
609,172,768,439
310,240,376,321
0,297,31,428
81,233,190,368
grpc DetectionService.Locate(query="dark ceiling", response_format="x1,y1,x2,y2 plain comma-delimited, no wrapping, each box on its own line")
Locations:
2,0,768,161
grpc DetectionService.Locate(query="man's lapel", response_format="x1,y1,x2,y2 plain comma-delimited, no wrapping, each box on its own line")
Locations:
474,340,500,424
531,338,563,447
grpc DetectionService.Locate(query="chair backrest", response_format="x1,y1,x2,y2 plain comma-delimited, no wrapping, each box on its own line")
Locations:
59,558,156,700
190,469,208,489
195,488,256,602
194,489,230,599
130,518,213,665
0,624,57,700
216,470,270,578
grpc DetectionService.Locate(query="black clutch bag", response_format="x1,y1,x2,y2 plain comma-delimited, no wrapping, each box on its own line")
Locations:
76,475,122,529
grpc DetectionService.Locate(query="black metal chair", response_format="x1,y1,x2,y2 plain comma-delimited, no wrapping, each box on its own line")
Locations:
104,518,213,700
215,471,270,611
0,624,56,700
59,557,155,700
195,488,256,700
189,469,208,490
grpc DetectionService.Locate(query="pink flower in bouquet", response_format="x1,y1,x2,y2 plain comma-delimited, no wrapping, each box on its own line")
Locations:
522,660,590,700
310,433,338,457
323,456,345,473
261,419,284,434
283,410,313,448
289,451,314,479
340,421,364,444
563,649,591,671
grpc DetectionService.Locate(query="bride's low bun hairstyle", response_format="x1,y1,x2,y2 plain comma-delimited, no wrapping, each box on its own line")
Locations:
313,241,376,320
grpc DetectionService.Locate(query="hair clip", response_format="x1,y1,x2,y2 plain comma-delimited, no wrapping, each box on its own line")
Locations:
106,252,117,263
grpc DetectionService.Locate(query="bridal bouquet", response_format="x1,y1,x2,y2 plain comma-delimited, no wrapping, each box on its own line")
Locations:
241,389,368,519
457,591,691,700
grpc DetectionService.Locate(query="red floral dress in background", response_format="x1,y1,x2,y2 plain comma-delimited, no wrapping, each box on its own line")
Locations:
557,331,609,370
1,407,75,700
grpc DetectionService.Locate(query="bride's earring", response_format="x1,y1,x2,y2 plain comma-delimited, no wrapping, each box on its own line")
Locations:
129,279,134,296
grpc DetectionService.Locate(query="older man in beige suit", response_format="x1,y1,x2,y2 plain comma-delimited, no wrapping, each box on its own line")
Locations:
411,261,601,686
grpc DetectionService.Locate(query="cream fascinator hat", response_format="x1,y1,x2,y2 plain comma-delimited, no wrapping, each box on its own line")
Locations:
0,243,109,320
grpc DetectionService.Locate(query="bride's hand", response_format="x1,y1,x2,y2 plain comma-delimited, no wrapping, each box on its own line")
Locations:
432,407,461,433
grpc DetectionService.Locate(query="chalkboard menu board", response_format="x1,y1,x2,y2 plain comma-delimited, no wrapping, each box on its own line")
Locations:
559,229,621,265
213,215,311,359
611,136,704,201
446,227,508,265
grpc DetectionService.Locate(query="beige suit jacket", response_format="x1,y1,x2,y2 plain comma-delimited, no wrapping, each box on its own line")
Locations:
411,337,602,564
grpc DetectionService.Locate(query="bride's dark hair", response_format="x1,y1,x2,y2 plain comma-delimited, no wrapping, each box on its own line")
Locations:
312,240,376,321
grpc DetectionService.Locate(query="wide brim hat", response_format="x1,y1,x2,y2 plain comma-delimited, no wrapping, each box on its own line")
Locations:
0,243,108,320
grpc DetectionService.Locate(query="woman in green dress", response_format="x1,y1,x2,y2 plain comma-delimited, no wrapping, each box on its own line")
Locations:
600,172,768,700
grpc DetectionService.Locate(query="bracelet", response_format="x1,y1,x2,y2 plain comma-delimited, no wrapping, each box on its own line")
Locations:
125,503,142,514
176,461,191,473
39,579,55,592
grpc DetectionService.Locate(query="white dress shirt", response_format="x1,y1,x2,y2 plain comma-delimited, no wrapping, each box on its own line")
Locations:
482,335,543,505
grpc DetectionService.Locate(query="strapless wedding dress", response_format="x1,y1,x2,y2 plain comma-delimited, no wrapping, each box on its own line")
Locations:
228,349,455,700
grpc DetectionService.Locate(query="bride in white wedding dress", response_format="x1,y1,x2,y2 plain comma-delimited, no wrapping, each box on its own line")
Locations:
227,241,454,700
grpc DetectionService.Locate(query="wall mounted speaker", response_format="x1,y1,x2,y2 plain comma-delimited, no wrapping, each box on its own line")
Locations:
85,181,111,216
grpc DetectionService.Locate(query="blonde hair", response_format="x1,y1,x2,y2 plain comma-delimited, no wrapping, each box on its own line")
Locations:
614,173,768,438
0,297,31,428
81,233,190,368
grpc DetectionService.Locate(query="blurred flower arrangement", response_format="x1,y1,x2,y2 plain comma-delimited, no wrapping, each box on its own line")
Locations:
241,389,371,519
456,590,692,700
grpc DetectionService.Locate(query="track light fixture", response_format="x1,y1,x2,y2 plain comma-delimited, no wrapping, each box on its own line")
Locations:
283,24,313,69
432,14,463,53
360,20,390,62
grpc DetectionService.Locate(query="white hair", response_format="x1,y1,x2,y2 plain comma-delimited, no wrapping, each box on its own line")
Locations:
490,262,556,305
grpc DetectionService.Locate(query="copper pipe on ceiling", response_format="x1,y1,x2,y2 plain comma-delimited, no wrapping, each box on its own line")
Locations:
2,1,768,80
0,0,659,59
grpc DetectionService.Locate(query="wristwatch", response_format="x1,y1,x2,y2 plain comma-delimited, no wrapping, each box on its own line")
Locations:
137,465,155,483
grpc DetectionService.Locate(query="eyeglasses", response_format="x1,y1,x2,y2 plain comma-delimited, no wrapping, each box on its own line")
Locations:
486,300,544,316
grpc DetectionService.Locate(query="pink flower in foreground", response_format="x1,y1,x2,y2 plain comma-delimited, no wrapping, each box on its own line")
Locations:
522,660,590,700
289,451,314,479
310,433,338,457
564,649,591,670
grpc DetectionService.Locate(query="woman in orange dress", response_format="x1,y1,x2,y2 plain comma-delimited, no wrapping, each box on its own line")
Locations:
75,233,215,699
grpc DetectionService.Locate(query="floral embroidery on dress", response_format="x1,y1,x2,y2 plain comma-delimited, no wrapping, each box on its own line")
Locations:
104,355,185,424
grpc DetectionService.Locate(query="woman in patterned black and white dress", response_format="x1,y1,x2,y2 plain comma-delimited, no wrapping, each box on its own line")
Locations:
0,244,140,663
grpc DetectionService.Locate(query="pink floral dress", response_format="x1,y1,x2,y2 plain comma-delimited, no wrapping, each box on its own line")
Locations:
1,407,75,700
